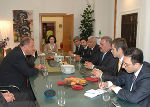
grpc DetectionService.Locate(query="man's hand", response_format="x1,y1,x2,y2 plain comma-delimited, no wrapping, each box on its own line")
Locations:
34,64,43,69
75,55,81,61
91,68,103,78
2,92,15,102
84,61,94,69
109,85,117,91
99,82,108,89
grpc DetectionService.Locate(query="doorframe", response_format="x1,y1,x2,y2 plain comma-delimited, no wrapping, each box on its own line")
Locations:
39,13,66,51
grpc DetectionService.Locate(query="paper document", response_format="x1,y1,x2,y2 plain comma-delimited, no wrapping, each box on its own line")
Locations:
84,89,106,98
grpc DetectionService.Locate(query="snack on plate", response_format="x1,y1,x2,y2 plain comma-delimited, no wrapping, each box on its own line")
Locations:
46,56,54,60
60,61,68,65
64,77,87,85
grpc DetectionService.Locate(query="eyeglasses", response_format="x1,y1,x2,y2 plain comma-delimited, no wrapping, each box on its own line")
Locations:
123,62,132,67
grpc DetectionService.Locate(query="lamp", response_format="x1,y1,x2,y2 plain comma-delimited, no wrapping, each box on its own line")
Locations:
0,20,12,40
0,20,12,56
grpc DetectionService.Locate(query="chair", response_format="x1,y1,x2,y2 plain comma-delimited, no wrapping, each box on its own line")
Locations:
5,48,12,55
0,85,20,93
0,54,4,64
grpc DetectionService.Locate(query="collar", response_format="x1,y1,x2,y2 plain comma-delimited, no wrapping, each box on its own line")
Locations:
84,45,88,49
78,45,81,48
21,48,26,57
120,56,124,63
134,64,143,77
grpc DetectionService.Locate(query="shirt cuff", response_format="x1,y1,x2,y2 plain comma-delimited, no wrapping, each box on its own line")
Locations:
112,86,122,94
91,65,95,69
107,81,113,88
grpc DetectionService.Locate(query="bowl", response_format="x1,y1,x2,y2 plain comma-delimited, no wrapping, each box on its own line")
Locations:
54,55,64,62
61,65,75,74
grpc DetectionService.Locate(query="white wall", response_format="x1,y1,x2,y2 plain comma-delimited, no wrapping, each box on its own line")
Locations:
0,0,114,50
95,0,114,38
116,0,150,62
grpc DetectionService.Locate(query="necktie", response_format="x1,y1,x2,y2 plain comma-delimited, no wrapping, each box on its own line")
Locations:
130,74,136,91
118,60,122,72
102,53,105,61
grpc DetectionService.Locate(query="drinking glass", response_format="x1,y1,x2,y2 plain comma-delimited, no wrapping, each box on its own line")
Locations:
102,91,110,102
57,90,66,106
43,67,48,77
46,81,53,89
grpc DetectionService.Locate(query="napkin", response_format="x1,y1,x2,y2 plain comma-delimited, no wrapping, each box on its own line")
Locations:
41,65,45,70
57,81,66,86
85,77,99,82
72,85,84,90
84,89,106,98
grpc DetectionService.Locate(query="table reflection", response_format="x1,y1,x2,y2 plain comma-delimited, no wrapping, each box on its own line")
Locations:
30,55,139,107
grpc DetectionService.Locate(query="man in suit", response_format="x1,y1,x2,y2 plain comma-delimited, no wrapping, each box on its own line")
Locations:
68,36,82,56
91,38,127,81
84,36,117,75
82,36,101,65
99,48,150,107
0,37,42,102
75,37,89,62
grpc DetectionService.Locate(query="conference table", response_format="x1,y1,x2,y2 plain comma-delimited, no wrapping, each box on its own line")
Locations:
30,56,139,107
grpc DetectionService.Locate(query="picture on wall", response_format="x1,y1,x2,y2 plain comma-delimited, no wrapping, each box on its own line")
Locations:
13,10,33,42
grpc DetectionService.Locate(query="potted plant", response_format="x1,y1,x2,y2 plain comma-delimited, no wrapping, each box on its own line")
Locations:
79,4,95,39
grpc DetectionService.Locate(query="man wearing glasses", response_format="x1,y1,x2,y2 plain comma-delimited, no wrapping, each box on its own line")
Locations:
99,48,150,107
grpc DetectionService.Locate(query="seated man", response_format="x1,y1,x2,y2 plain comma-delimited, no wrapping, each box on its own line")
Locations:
75,37,89,62
99,48,150,107
68,36,82,56
82,36,101,65
91,38,128,81
0,37,42,101
84,36,117,75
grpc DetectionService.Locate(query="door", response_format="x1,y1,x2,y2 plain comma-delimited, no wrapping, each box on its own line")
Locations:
121,13,138,48
63,14,74,52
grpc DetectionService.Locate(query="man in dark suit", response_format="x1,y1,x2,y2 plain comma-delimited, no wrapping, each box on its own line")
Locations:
99,48,150,107
82,36,101,65
85,36,117,74
68,36,82,56
0,37,42,102
91,38,127,81
75,38,89,62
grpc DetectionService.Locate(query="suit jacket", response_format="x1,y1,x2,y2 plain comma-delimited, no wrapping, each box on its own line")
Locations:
94,50,118,78
74,45,82,55
102,58,127,81
0,92,36,107
81,45,101,65
113,62,150,107
26,51,38,68
0,46,39,92
0,93,7,107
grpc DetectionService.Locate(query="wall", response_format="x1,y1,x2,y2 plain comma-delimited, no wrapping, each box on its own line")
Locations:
42,17,63,49
95,0,114,38
0,0,114,50
116,0,150,62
